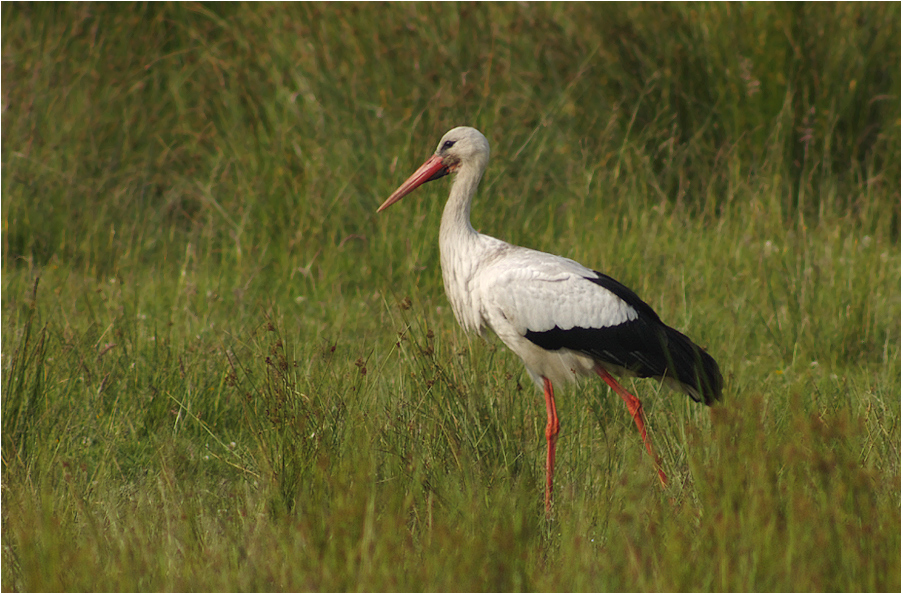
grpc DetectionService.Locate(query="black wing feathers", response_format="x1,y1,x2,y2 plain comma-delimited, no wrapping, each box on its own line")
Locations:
524,271,723,404
587,272,662,322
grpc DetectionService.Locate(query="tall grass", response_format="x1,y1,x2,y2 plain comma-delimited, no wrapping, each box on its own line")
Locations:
2,3,900,591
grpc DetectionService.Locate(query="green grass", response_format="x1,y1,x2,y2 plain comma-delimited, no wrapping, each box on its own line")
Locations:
2,2,900,591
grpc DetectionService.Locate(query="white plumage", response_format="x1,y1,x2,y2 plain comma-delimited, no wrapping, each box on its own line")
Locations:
378,126,722,512
468,246,639,386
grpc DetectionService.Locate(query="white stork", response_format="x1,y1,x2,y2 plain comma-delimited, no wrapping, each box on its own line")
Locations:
378,126,722,512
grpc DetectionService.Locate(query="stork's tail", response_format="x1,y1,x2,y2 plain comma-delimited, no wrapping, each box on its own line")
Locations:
663,326,723,405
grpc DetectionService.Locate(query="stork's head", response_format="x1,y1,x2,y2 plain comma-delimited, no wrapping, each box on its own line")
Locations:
377,126,490,212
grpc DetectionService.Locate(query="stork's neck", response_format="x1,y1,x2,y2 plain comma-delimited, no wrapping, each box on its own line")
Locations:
437,159,489,335
439,160,484,247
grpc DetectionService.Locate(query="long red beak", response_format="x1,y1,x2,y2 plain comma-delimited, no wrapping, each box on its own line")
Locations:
377,155,448,213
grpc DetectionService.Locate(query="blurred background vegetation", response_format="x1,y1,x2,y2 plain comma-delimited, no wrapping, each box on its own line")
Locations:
3,2,899,275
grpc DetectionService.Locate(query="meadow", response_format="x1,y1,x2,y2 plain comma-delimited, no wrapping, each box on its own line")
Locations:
2,3,900,591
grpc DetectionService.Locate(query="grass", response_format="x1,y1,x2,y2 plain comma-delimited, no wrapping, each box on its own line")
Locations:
2,2,900,591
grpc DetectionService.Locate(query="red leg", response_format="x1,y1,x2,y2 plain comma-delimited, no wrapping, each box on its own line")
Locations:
541,377,560,514
595,366,667,486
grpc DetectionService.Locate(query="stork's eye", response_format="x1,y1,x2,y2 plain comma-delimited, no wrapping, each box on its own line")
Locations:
441,140,456,151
